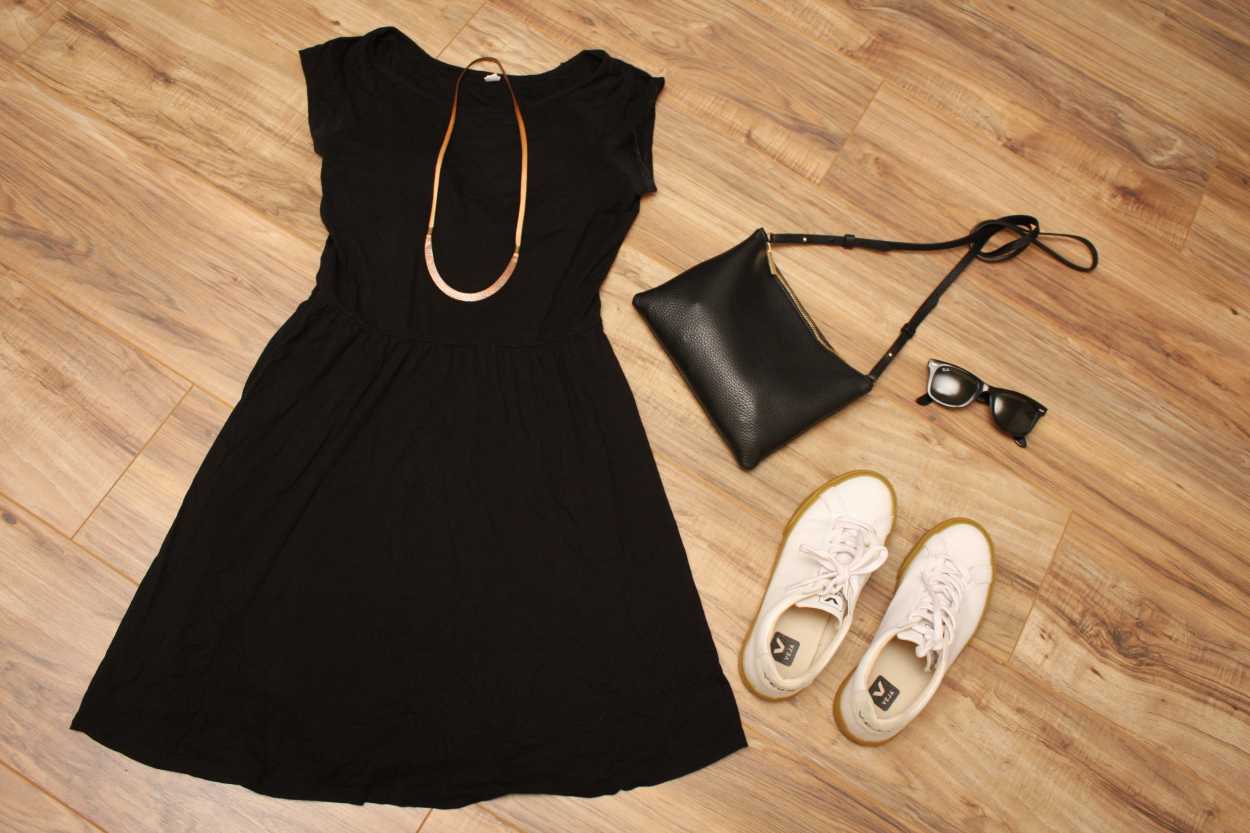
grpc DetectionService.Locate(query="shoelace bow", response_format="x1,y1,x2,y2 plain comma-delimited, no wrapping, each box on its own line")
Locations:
789,519,888,620
903,557,969,671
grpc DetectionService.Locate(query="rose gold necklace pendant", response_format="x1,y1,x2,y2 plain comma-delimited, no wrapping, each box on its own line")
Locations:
424,56,529,303
424,236,519,302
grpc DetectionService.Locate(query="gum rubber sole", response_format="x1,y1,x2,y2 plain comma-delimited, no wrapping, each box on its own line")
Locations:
832,516,996,746
738,470,897,701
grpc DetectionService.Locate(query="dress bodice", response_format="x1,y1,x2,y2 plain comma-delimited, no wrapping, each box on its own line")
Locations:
298,26,665,344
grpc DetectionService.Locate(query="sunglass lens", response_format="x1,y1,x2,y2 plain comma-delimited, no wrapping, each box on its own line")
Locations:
991,391,1043,439
930,365,981,407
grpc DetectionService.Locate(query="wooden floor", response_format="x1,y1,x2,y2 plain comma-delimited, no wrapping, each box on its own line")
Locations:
2,1,1248,831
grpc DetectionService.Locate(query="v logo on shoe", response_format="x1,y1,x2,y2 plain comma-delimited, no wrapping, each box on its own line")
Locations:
771,631,800,666
869,674,900,711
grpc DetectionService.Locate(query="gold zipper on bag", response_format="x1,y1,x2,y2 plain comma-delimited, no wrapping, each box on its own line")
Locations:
764,233,837,354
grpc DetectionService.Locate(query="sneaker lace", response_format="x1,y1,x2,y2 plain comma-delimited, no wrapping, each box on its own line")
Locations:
902,557,968,671
788,518,887,620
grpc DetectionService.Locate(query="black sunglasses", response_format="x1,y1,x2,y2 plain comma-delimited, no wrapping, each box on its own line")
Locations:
916,359,1047,448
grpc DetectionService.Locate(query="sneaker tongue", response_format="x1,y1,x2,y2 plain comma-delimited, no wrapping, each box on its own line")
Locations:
795,594,846,620
896,628,933,659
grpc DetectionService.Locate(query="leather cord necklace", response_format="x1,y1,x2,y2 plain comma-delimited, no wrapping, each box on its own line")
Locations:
424,57,529,302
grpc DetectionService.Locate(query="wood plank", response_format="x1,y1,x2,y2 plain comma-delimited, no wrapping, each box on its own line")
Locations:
487,726,915,833
822,82,1250,452
1149,0,1250,80
1185,155,1250,282
199,0,480,59
772,0,1219,247
1011,513,1250,777
814,82,1250,611
976,0,1250,167
483,0,882,182
0,0,67,58
16,0,478,245
0,56,315,403
74,387,229,582
0,496,420,833
0,764,99,833
16,0,323,243
0,269,187,534
420,807,522,833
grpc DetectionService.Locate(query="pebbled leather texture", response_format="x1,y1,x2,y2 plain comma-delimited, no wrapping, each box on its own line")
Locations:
633,229,873,469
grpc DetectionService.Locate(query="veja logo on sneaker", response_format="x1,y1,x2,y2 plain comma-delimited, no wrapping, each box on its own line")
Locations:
869,674,900,711
771,631,800,666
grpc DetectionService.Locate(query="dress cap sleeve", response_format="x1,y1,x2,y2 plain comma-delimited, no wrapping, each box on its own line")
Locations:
617,65,666,195
298,35,361,153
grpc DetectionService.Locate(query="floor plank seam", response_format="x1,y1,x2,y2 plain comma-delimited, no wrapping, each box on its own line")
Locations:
0,756,111,833
0,485,141,588
435,0,491,61
1177,159,1214,255
0,264,203,400
69,386,192,542
1007,505,1074,665
840,77,887,153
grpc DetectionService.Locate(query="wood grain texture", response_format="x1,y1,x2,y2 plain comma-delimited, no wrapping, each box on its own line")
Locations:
774,0,1218,247
978,0,1250,168
0,0,67,58
0,269,186,533
419,807,522,833
17,0,325,241
483,0,881,182
73,388,228,582
16,0,479,245
0,56,315,402
2,0,1249,831
1012,513,1250,778
0,764,98,833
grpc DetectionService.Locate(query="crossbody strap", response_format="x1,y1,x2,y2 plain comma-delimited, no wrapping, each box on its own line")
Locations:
768,215,1098,380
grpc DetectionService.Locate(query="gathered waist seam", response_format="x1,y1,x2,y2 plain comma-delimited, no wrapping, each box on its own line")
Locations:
305,283,604,348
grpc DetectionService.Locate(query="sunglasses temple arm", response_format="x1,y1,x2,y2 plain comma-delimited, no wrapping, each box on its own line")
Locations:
916,392,934,405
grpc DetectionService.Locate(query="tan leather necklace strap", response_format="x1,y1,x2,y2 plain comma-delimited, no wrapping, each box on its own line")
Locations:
424,56,528,302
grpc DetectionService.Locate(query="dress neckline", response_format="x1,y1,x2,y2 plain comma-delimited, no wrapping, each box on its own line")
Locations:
368,26,613,105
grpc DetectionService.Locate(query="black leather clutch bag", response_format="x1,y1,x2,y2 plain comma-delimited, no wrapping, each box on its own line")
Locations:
632,217,1096,469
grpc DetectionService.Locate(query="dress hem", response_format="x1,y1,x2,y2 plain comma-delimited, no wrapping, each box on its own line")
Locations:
68,707,748,809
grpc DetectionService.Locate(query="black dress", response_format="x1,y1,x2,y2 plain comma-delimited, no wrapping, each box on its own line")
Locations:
69,26,747,808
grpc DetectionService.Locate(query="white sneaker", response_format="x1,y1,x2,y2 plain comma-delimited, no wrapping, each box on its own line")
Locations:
740,471,895,700
834,518,994,744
